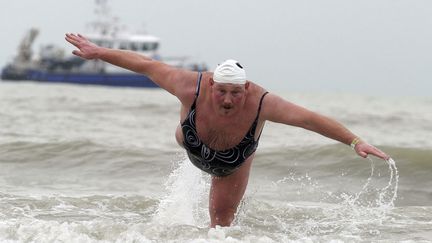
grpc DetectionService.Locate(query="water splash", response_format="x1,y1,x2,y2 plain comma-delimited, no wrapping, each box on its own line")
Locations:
151,153,400,241
248,156,401,239
377,158,399,208
152,154,210,227
344,157,399,208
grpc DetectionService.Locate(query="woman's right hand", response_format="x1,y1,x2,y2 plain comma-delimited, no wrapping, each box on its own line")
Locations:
65,33,101,60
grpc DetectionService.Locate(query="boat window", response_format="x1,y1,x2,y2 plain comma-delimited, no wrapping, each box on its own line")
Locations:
152,42,159,50
119,42,128,50
141,43,149,51
131,42,139,51
142,42,158,51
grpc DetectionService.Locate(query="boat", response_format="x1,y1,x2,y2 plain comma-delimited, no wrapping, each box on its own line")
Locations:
1,0,207,88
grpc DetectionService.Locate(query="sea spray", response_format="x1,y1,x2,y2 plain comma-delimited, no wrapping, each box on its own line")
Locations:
342,157,398,208
377,158,399,208
251,156,401,238
333,157,400,235
153,154,210,227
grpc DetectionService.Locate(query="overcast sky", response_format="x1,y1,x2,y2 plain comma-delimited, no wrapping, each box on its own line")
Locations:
1,0,431,96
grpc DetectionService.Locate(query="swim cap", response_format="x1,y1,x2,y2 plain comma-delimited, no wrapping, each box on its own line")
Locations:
213,59,247,85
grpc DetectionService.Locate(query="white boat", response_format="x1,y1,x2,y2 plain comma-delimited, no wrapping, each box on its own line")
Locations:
1,0,207,87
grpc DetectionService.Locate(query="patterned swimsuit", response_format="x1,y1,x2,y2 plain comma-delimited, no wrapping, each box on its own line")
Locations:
181,73,268,177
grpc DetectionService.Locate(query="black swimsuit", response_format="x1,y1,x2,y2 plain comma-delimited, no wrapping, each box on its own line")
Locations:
181,73,268,177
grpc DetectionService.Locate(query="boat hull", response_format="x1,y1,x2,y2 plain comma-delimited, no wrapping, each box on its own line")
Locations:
1,68,159,88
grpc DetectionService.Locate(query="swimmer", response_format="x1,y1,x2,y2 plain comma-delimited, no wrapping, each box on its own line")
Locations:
65,33,390,227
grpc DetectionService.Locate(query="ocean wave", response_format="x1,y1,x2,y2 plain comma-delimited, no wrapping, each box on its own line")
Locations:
256,144,432,170
2,141,430,182
0,140,177,165
0,193,157,221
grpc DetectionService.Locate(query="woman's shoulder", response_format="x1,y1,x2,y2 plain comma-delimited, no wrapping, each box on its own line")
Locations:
247,81,268,99
175,71,207,106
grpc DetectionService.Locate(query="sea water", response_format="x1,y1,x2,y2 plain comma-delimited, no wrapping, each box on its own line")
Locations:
1,81,431,242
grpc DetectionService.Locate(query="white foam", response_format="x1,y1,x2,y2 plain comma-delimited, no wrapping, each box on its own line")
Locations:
378,158,399,208
153,155,210,227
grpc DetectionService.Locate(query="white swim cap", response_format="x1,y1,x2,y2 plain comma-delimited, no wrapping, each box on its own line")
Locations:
213,59,247,85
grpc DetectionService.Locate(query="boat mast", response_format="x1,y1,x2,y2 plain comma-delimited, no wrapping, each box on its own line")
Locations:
89,0,119,37
15,28,39,64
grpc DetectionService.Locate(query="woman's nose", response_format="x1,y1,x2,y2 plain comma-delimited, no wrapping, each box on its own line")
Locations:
223,94,232,103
